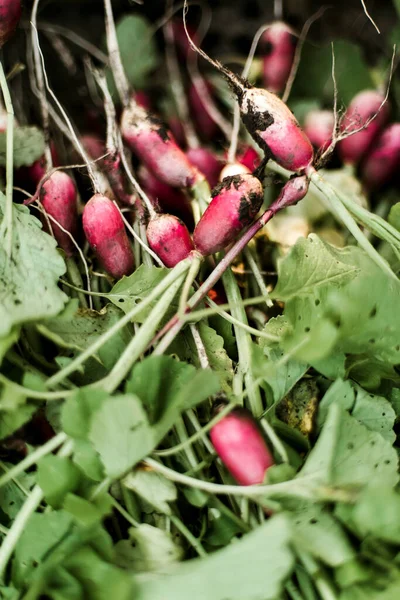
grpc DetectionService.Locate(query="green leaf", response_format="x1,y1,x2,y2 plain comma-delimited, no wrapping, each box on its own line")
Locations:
12,510,74,586
337,485,400,545
289,501,355,568
64,546,134,600
0,126,45,168
37,455,81,508
299,404,399,489
255,339,308,404
0,468,35,520
0,326,20,366
39,303,133,381
134,515,293,600
168,324,234,392
126,355,220,444
109,265,169,323
272,234,359,302
89,394,154,479
0,379,36,440
105,15,159,93
126,355,196,425
123,469,177,515
0,198,67,337
63,493,112,528
274,235,400,383
62,389,109,440
115,525,184,573
292,40,373,105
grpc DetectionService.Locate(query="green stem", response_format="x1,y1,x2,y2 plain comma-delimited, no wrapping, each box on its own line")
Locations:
0,439,74,579
145,458,316,500
178,255,202,316
222,267,263,416
244,247,273,308
0,373,72,400
299,551,338,600
0,61,14,256
0,432,67,489
170,514,207,558
46,258,191,389
98,272,186,393
111,497,140,528
66,257,88,309
155,402,235,457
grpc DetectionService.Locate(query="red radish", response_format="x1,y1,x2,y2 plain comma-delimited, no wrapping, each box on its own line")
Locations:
82,194,134,278
188,79,218,141
81,135,135,206
40,171,78,257
0,0,21,47
236,145,261,171
210,405,274,485
133,90,152,112
193,173,264,255
172,19,199,58
338,90,390,165
361,123,400,190
269,174,309,214
180,27,314,173
121,101,203,189
138,165,192,219
168,116,187,148
81,134,105,161
186,147,221,188
261,22,296,94
303,109,335,152
237,84,314,172
146,214,194,267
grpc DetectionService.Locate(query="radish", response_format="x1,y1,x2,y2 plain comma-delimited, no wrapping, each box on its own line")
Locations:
40,171,78,257
186,147,221,188
193,173,264,255
236,145,261,171
210,405,274,485
0,0,21,47
133,90,152,111
361,123,400,190
168,116,187,148
121,101,203,189
82,194,134,278
188,79,218,141
146,214,195,268
181,13,314,173
261,22,296,94
338,90,390,165
138,165,192,221
303,109,335,152
269,174,309,214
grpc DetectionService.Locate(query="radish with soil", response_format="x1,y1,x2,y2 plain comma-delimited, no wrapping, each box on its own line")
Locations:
193,173,264,255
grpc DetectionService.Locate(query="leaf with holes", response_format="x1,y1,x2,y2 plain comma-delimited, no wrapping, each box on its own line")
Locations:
0,126,45,168
0,196,67,338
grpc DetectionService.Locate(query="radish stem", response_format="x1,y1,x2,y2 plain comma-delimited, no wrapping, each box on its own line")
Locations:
0,61,14,256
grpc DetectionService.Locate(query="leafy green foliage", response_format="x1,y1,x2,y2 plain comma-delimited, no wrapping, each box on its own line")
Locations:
292,40,373,105
39,301,134,383
134,515,294,600
106,15,159,94
0,127,45,168
273,234,400,386
0,197,67,338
